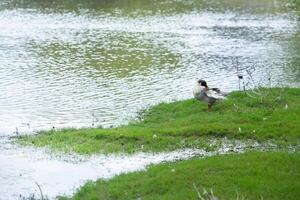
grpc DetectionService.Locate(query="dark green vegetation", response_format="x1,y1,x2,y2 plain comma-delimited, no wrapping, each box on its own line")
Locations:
58,152,300,200
17,88,300,154
2,0,295,17
294,0,300,9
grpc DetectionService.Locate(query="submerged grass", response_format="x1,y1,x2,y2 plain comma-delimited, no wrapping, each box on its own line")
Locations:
58,152,300,200
17,88,300,154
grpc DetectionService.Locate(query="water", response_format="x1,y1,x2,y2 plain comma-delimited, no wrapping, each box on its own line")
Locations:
0,0,299,199
1,137,208,199
0,137,268,200
0,0,299,134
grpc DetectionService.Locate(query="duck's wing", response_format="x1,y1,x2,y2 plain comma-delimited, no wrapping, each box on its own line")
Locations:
211,88,221,92
206,88,227,100
212,88,228,96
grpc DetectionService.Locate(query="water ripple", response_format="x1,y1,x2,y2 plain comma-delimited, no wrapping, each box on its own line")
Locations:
0,2,299,135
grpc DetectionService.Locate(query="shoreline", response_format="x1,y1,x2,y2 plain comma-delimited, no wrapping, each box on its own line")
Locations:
13,87,300,199
15,87,300,155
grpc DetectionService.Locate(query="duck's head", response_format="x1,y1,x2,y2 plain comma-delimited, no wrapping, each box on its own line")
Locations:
197,79,208,87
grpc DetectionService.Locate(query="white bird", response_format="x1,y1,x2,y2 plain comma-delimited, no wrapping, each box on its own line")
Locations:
193,79,227,112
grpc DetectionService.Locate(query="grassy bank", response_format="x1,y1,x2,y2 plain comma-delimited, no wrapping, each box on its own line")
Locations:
58,152,300,200
17,88,300,154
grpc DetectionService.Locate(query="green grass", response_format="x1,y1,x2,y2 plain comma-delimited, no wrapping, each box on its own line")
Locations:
58,152,300,200
16,88,300,154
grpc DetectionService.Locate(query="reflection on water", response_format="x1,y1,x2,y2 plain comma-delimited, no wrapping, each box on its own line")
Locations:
0,0,299,134
29,32,179,78
284,32,300,82
1,0,294,16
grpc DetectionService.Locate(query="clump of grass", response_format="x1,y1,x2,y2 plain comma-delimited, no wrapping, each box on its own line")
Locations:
19,194,48,200
19,182,48,200
192,185,251,200
16,88,300,155
58,152,300,200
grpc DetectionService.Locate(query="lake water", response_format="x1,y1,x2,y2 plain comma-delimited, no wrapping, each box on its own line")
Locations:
0,0,299,135
0,0,299,199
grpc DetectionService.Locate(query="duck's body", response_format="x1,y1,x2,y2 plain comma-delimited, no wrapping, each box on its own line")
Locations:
193,80,227,111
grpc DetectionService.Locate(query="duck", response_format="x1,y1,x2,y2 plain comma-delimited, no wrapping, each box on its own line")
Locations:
193,79,227,112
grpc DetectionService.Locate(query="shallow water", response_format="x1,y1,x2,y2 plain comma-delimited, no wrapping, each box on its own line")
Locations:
0,137,266,200
0,0,300,199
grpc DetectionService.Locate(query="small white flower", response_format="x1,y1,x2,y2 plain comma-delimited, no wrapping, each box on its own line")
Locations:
153,134,157,138
238,127,242,132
